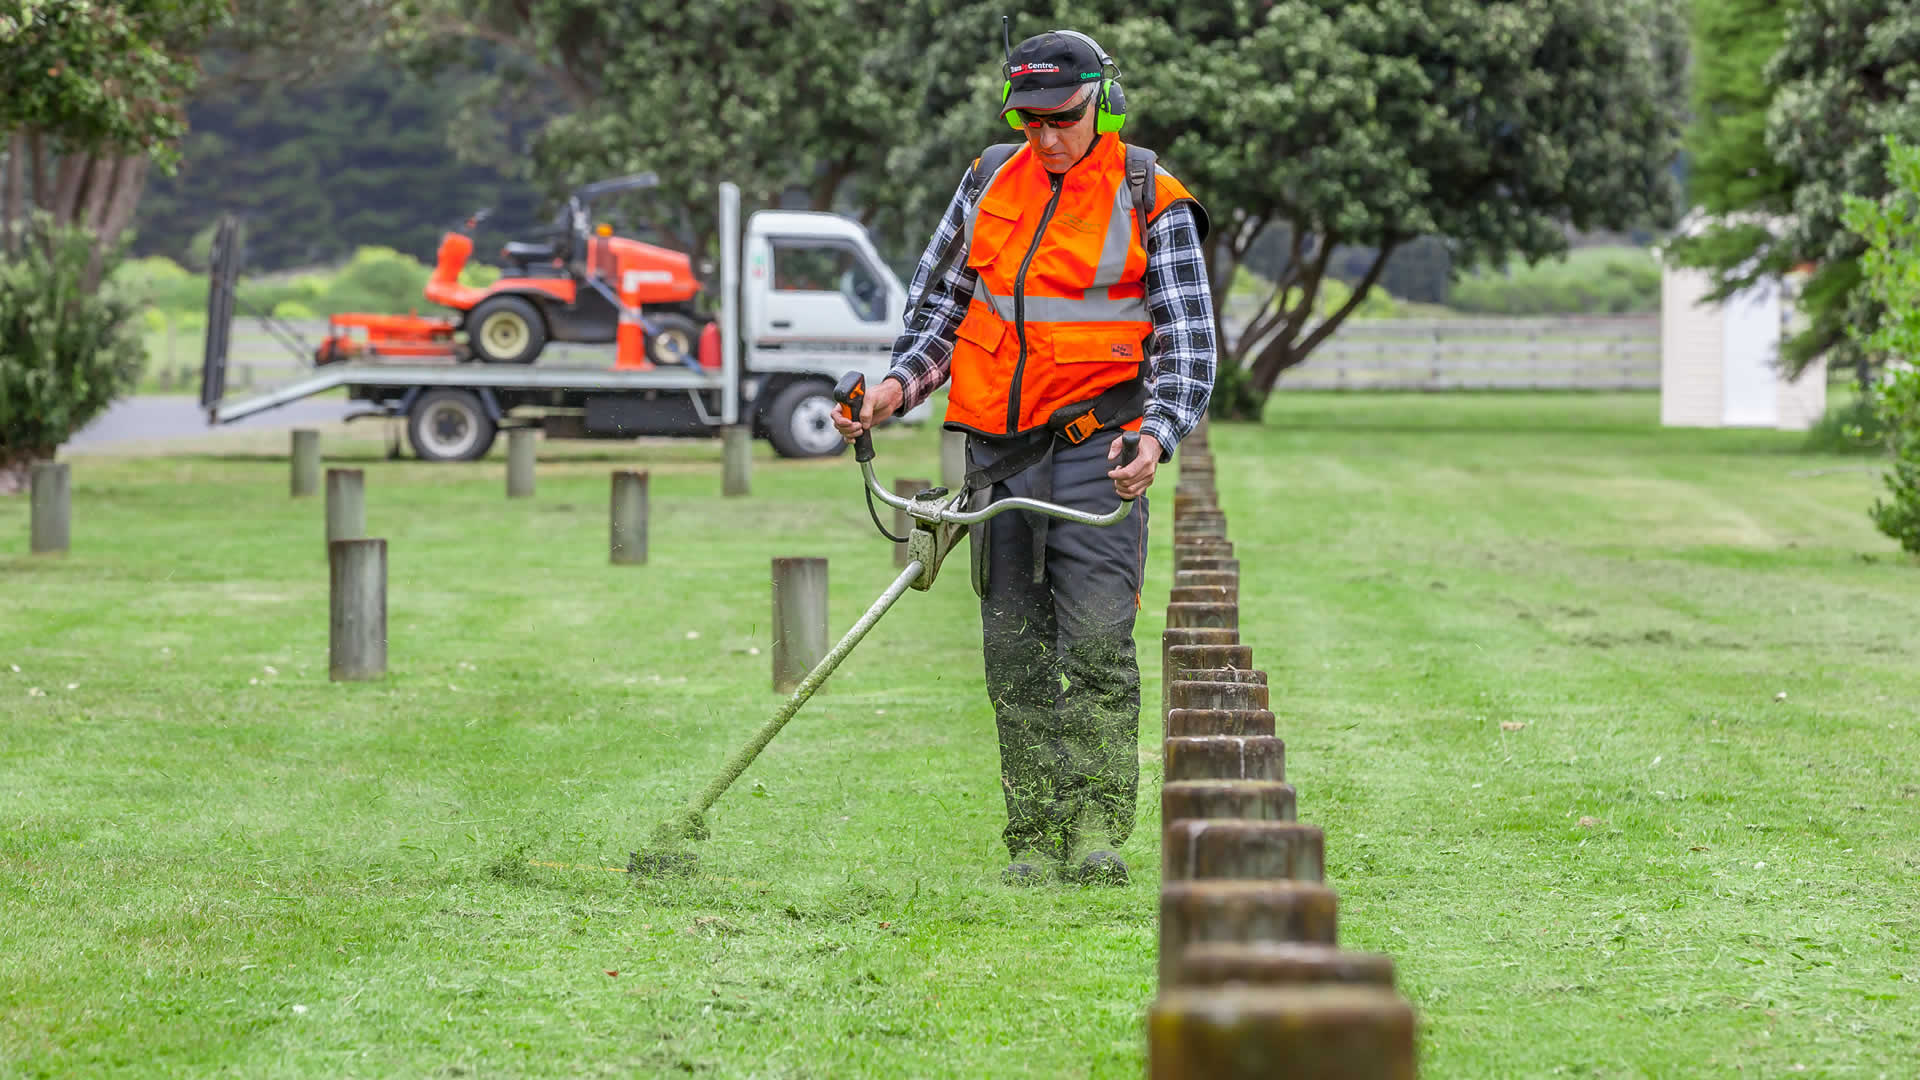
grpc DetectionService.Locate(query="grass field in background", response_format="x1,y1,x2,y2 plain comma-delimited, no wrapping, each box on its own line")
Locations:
4,393,1918,1077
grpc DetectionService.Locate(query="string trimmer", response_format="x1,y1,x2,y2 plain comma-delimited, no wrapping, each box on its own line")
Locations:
628,371,1140,877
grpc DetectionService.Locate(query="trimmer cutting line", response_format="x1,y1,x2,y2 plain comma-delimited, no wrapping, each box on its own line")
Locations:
628,371,1140,878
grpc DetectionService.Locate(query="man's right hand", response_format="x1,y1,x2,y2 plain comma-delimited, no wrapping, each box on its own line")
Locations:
832,375,904,442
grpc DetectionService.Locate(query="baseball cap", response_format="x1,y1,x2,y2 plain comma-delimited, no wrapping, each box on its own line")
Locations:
1002,32,1105,115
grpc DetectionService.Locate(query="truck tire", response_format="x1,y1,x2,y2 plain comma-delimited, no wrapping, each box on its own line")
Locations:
408,389,497,462
764,380,848,459
648,312,705,367
468,295,547,364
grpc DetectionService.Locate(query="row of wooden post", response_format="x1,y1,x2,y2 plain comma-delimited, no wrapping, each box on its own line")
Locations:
1147,420,1420,1079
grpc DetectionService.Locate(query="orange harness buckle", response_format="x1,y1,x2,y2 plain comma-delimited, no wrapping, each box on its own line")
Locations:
1061,411,1100,445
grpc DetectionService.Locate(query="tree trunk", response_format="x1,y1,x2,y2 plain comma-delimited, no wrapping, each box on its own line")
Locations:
3,132,22,256
1243,236,1401,410
811,154,855,213
86,155,148,291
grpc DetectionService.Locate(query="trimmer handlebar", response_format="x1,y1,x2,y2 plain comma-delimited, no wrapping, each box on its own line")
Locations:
855,427,1141,529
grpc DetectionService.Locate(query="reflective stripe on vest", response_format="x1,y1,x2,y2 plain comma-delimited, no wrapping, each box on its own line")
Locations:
945,135,1200,438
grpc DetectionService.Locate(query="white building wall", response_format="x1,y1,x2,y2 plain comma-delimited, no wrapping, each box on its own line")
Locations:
1660,265,1726,427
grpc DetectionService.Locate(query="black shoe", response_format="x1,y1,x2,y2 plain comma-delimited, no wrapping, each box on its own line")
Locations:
1071,850,1129,886
1001,861,1046,887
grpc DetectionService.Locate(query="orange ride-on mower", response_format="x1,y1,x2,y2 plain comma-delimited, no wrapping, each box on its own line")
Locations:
314,172,712,371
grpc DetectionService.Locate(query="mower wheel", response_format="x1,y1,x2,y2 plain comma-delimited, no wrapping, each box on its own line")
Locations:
408,389,497,462
468,295,547,364
648,312,705,368
764,380,848,460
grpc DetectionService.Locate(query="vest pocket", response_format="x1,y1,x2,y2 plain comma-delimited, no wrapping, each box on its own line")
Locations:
954,305,1006,354
967,199,1022,269
1051,325,1146,366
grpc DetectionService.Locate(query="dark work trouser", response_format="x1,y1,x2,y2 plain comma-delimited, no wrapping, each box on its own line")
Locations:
969,432,1149,862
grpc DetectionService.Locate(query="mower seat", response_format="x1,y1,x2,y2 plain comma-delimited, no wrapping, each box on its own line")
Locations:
501,241,558,267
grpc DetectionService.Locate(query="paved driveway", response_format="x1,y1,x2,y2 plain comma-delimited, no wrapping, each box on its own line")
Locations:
65,396,358,451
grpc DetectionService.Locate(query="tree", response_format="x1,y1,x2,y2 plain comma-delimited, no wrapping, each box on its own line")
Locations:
1842,134,1920,553
1683,0,1800,215
1665,0,1920,389
1,0,230,286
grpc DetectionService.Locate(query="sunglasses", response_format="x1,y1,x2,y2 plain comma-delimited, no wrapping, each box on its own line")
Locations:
1016,95,1093,130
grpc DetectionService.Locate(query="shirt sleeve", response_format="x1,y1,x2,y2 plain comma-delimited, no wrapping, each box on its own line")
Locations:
1138,200,1218,462
884,171,976,413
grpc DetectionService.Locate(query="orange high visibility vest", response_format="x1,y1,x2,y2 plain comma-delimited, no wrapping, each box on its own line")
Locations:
946,135,1204,440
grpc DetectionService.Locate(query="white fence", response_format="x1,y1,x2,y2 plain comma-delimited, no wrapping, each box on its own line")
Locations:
1241,315,1661,392
148,314,1663,395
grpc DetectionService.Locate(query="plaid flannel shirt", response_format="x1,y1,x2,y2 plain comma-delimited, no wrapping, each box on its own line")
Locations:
883,165,1216,462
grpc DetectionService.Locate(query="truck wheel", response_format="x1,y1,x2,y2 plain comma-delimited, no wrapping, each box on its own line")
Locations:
764,380,847,459
648,313,704,367
468,295,547,364
408,389,497,462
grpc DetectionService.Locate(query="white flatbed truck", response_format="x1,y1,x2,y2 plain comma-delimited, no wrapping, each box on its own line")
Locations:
199,182,927,461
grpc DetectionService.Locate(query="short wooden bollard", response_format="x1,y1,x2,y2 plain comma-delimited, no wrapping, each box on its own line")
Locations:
506,429,536,497
1181,556,1240,574
1172,942,1396,990
723,425,752,496
1157,880,1338,986
1167,602,1238,632
329,538,387,681
1147,985,1417,1079
1164,735,1284,782
1167,643,1253,682
29,462,70,555
1176,537,1233,554
291,429,320,497
1170,585,1234,608
1176,520,1228,539
771,556,828,693
1175,570,1239,593
1167,709,1277,738
892,477,930,567
1169,678,1268,712
1164,820,1326,882
1162,779,1296,824
941,428,968,491
611,470,648,565
325,468,365,549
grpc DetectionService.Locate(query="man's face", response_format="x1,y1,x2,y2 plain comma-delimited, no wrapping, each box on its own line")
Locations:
1017,86,1098,174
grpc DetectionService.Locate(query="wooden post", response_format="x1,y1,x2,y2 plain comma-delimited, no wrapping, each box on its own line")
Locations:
1170,680,1268,712
329,538,387,681
1167,603,1239,632
940,427,968,491
1163,820,1325,882
1164,735,1285,782
325,468,365,550
893,477,929,567
290,429,320,497
1147,985,1417,1078
771,556,828,693
1167,709,1277,738
1166,643,1253,691
611,470,649,565
1181,557,1240,574
1162,779,1296,824
29,462,69,555
722,425,752,496
507,428,536,498
1157,880,1339,986
1175,570,1239,593
1172,942,1396,990
1170,585,1235,608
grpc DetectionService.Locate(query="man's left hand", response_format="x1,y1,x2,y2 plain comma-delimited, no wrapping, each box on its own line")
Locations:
1107,432,1161,501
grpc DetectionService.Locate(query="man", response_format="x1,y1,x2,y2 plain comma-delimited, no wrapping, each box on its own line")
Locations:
833,29,1216,886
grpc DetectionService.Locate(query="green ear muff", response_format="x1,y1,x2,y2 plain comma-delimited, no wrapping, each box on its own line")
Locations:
1002,78,1024,130
1096,76,1127,133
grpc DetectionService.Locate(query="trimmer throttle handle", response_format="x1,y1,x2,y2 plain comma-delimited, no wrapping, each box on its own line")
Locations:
1120,431,1141,467
833,371,874,463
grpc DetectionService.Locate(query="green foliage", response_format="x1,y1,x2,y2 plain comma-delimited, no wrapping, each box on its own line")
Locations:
1841,133,1920,554
1800,392,1888,453
1683,0,1800,214
0,213,147,467
1448,247,1663,315
1665,0,1920,385
0,0,231,170
135,57,544,272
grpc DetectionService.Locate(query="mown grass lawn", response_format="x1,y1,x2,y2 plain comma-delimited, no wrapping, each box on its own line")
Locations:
3,392,1916,1078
